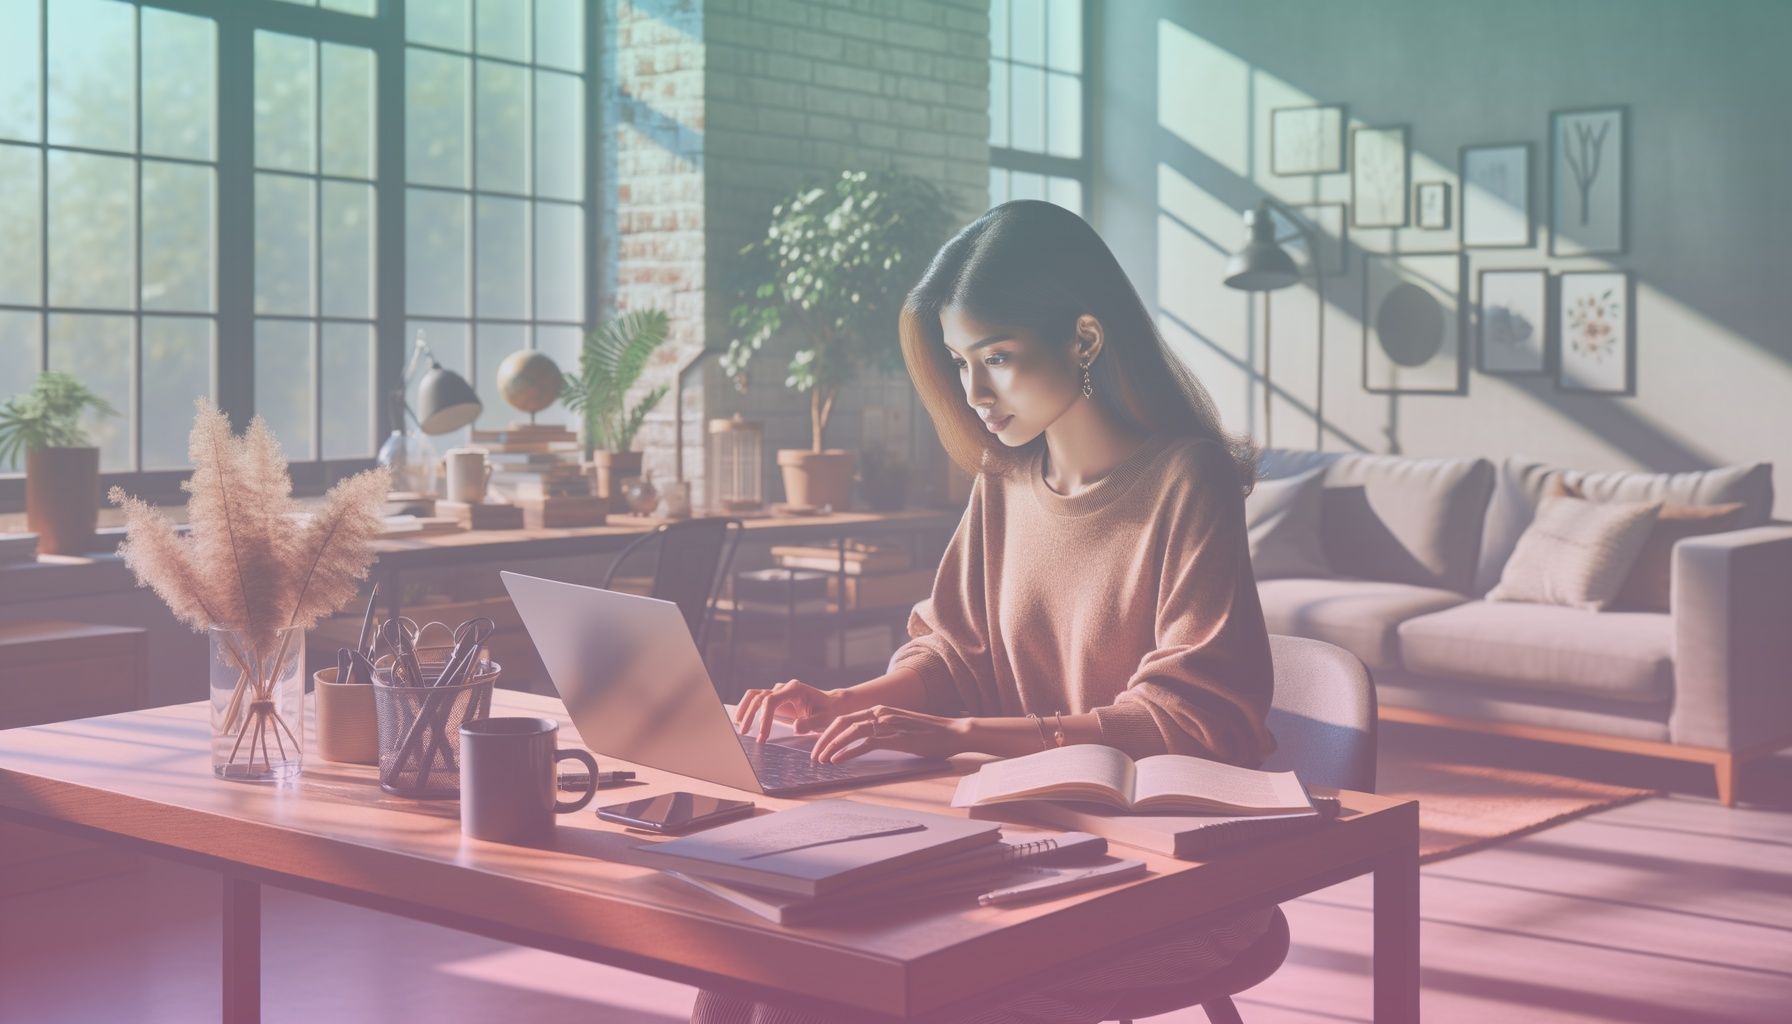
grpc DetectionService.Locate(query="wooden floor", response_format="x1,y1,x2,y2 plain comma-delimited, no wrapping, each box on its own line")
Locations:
3,726,1788,1023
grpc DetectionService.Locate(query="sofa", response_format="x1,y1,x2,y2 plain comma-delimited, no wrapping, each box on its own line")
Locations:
1246,449,1792,805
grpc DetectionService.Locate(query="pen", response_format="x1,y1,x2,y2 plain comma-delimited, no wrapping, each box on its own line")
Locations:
976,861,1147,907
559,770,635,790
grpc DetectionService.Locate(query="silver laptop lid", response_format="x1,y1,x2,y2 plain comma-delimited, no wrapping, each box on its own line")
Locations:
500,571,765,793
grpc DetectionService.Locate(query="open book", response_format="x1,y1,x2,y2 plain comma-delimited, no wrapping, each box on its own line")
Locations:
950,744,1313,816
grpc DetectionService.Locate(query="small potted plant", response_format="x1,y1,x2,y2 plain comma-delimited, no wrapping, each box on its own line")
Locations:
562,309,672,512
724,170,952,511
0,371,118,554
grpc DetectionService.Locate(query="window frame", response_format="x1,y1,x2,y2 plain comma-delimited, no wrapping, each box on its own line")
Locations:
988,0,1093,216
0,0,603,507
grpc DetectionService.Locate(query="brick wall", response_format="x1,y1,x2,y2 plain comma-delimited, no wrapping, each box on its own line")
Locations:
601,0,990,511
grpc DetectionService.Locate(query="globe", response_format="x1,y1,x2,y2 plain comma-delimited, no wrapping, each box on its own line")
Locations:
495,350,563,415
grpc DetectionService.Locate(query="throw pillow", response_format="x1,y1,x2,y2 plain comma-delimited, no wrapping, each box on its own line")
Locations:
1552,477,1749,613
1486,490,1661,611
1244,467,1331,580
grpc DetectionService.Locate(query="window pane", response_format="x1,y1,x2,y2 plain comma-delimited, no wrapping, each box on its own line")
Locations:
48,0,135,152
141,316,211,469
476,196,528,318
473,322,526,430
1010,171,1044,202
142,8,215,161
407,49,470,188
321,0,378,14
534,201,581,323
255,32,315,173
534,70,583,201
1011,0,1044,65
475,60,528,193
1047,175,1082,214
142,161,215,312
407,0,470,51
0,144,40,305
989,0,1007,61
321,181,375,318
476,0,530,62
254,319,314,461
987,62,1008,148
1010,64,1044,152
255,173,315,316
322,44,376,179
47,313,131,471
406,188,469,317
1046,72,1081,159
535,0,584,73
0,312,41,419
48,151,134,309
987,167,1008,207
1047,0,1082,73
533,324,580,383
0,0,42,142
321,322,375,458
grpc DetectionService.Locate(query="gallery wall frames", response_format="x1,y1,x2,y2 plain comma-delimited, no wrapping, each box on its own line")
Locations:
1362,251,1465,395
1477,268,1549,376
1415,182,1451,230
1556,270,1634,394
1268,201,1348,276
1550,106,1627,256
1351,125,1410,228
1460,142,1534,248
1271,104,1346,175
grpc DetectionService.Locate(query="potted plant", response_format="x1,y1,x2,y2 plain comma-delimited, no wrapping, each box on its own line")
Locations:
724,169,952,511
561,309,671,512
0,371,118,554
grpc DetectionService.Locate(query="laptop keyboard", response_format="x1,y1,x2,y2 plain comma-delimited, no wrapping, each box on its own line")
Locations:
737,734,883,787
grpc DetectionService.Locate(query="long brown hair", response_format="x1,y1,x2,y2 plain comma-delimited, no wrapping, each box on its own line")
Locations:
898,200,1256,493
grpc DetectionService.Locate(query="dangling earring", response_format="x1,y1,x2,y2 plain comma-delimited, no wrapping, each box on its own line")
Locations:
1080,361,1094,399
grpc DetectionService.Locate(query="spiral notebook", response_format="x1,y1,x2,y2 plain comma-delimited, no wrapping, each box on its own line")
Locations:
969,797,1342,859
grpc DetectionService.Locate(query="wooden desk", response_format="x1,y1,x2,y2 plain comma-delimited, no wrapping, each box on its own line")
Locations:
0,692,1420,1023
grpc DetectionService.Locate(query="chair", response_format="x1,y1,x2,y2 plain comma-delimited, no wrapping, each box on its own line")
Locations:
1108,633,1376,1024
600,517,744,649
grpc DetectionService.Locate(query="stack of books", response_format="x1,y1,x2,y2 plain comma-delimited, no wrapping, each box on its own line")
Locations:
730,568,831,615
378,514,463,538
771,543,933,611
473,424,605,528
0,532,39,568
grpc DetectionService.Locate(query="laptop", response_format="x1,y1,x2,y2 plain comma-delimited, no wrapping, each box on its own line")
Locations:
501,571,949,795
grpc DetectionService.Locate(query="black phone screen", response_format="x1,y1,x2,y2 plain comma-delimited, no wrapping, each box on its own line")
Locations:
598,792,754,832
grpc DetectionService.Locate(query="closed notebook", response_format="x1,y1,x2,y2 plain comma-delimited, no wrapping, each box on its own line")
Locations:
970,798,1341,859
951,744,1314,816
632,799,1001,898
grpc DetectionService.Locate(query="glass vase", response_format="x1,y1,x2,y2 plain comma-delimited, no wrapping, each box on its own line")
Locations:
210,624,306,782
377,428,439,496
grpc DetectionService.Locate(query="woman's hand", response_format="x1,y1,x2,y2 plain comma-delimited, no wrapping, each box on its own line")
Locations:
809,705,972,764
734,679,858,742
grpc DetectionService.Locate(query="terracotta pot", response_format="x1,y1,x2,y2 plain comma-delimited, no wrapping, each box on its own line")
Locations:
776,449,855,511
591,450,643,513
25,446,99,554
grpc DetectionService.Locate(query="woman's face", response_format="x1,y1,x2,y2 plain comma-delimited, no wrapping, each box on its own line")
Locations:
939,304,1084,447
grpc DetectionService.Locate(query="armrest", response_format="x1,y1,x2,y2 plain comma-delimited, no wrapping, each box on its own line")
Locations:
1670,525,1792,751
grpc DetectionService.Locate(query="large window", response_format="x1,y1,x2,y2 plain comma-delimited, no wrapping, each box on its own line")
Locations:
987,0,1088,214
0,0,594,494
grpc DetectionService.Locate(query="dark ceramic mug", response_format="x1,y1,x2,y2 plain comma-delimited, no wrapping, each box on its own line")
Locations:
459,717,599,843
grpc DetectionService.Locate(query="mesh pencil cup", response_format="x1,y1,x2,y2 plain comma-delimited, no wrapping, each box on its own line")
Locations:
371,646,499,798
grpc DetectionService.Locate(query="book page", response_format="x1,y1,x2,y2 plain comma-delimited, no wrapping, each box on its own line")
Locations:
1132,755,1311,813
969,745,1135,806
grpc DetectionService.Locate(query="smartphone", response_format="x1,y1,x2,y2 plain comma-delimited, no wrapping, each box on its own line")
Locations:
596,792,756,834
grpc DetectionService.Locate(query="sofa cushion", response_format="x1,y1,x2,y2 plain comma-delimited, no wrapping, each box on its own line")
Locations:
1258,577,1468,670
1548,477,1751,613
1485,492,1661,611
1245,467,1331,580
1259,449,1496,594
1397,601,1674,703
1474,456,1775,595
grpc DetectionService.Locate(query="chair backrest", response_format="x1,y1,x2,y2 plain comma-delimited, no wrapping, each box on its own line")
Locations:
1260,634,1377,792
601,517,743,649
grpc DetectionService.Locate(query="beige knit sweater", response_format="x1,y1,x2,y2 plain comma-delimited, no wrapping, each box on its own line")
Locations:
891,435,1277,766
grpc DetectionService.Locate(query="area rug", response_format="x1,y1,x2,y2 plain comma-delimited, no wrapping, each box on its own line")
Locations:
1375,749,1659,863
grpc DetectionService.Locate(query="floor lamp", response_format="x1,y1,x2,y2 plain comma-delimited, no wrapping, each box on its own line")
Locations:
1222,199,1327,451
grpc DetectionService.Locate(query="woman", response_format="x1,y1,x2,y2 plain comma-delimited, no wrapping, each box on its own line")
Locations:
697,200,1276,1024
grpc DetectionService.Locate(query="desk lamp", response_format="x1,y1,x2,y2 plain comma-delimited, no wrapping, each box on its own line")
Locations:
1223,198,1328,450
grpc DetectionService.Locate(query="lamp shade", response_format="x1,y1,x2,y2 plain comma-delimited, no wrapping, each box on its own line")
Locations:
1223,201,1301,292
416,365,482,434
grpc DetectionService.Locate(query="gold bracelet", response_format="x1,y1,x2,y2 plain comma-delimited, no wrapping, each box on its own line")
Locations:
1052,711,1068,748
1027,713,1052,751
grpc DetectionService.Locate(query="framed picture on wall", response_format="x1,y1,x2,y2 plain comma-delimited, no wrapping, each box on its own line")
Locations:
1362,251,1465,394
1414,182,1451,230
1556,270,1634,394
1351,125,1410,228
1268,201,1348,276
1271,104,1346,175
1550,106,1627,256
1477,268,1549,376
1460,143,1533,248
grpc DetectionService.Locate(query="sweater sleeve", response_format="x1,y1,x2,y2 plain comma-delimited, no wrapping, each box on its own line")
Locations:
888,475,995,717
1092,444,1278,766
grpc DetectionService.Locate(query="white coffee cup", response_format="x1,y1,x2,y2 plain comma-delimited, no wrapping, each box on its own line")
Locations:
445,447,492,503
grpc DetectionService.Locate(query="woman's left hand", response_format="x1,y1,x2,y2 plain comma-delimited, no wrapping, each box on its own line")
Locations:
809,705,971,764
